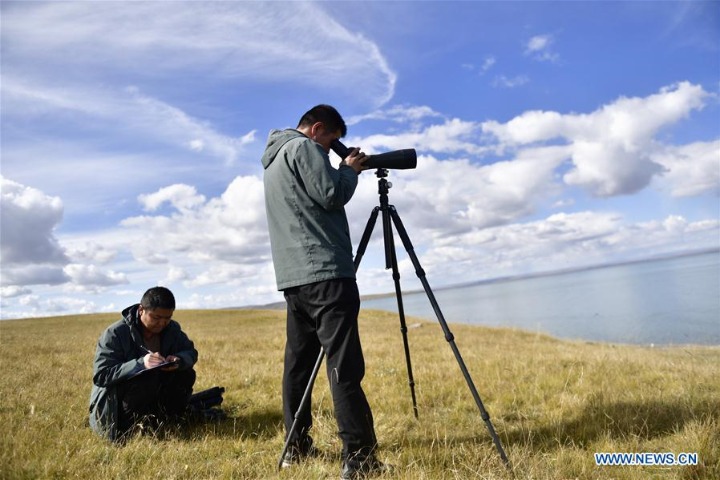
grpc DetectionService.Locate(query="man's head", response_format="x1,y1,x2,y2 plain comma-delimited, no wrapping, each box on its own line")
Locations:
297,104,347,153
138,286,175,335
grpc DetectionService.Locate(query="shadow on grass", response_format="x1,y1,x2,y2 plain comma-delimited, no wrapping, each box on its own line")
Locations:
163,406,284,441
503,395,720,449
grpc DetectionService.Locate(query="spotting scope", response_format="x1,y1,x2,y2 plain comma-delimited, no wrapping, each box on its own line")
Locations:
331,139,417,170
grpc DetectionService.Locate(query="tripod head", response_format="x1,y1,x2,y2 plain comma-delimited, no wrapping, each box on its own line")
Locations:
375,168,393,196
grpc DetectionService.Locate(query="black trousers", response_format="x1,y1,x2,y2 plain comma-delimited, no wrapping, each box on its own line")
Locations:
117,368,196,433
283,278,377,458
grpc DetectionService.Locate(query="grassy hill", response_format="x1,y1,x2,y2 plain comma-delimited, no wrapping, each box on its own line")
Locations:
1,309,717,479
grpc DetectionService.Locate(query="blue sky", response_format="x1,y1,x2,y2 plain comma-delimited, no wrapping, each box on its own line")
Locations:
1,1,718,319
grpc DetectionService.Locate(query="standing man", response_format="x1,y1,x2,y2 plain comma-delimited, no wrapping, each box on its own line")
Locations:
261,105,387,479
89,286,197,442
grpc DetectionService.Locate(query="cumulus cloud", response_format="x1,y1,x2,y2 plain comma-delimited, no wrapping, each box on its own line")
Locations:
139,184,207,212
354,118,491,156
347,147,567,237
482,82,710,196
652,140,720,197
163,266,189,284
1,176,67,266
0,177,136,295
1,265,70,288
408,211,719,286
0,286,32,298
122,176,270,275
63,264,128,289
66,242,117,265
13,294,101,318
343,82,715,240
115,149,569,299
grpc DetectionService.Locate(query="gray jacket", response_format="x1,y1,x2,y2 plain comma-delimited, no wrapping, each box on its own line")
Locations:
261,129,358,290
88,304,198,441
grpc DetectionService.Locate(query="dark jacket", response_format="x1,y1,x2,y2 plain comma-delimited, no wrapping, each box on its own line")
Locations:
261,128,359,290
88,304,198,441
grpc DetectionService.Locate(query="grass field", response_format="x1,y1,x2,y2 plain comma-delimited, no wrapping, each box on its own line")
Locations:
1,309,718,479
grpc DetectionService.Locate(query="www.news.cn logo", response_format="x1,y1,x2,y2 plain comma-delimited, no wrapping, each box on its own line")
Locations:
595,452,698,466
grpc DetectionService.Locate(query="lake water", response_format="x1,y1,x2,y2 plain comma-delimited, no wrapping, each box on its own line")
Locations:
361,251,720,346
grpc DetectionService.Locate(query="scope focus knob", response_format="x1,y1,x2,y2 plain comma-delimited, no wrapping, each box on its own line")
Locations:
387,182,393,189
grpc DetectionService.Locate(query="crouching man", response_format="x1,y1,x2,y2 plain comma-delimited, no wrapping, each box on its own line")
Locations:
89,286,198,442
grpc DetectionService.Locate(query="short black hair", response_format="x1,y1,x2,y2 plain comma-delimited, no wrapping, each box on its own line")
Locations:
140,286,176,310
297,104,347,137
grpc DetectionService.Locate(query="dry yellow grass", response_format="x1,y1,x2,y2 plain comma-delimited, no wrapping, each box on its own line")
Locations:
1,309,718,479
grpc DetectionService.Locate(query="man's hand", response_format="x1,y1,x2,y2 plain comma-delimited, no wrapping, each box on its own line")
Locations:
342,147,367,174
143,351,167,369
142,352,180,371
162,355,181,371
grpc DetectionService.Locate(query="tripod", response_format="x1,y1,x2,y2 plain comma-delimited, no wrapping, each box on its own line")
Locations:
278,169,510,469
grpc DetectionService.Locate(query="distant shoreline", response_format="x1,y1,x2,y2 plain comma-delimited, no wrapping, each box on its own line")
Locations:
2,248,716,320
240,247,720,309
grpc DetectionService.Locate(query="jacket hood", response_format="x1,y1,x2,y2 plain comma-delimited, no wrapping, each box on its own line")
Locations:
121,304,140,327
261,129,305,169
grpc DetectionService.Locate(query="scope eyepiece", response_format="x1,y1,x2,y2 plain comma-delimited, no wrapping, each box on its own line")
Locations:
330,139,417,170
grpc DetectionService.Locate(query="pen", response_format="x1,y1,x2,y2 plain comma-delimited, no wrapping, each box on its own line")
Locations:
140,345,175,363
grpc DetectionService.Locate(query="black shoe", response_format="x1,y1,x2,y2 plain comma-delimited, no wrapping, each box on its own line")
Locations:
340,454,392,479
281,436,318,468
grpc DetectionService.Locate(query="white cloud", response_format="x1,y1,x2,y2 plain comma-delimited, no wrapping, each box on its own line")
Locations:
63,264,128,289
482,82,711,196
139,184,207,212
526,34,551,52
347,105,444,126
345,146,568,245
525,34,560,62
459,56,496,76
164,266,189,284
2,80,254,165
2,77,717,318
484,82,708,146
66,242,117,265
2,2,396,108
653,140,720,197
1,265,70,287
12,294,101,318
407,211,719,286
0,176,68,266
481,56,497,74
0,177,137,295
565,141,665,197
121,176,270,271
0,286,32,298
492,75,531,88
353,118,490,156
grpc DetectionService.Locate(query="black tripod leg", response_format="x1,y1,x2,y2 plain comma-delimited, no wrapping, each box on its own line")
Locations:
354,207,380,271
388,206,510,467
382,206,419,419
277,348,325,471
